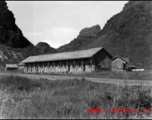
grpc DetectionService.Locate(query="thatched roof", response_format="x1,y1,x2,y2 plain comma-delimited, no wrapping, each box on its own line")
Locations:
22,47,103,63
5,64,18,68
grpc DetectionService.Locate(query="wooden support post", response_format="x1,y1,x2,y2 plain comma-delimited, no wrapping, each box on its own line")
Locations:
67,61,70,72
36,62,38,73
23,64,25,72
32,63,34,73
29,63,30,73
40,62,41,73
27,64,28,72
28,63,31,72
30,63,31,73
90,59,92,72
32,63,34,72
33,63,34,71
31,63,32,73
26,64,27,72
74,60,75,72
33,63,35,72
60,61,61,72
48,62,49,73
54,61,55,72
35,63,37,73
38,62,39,73
66,61,68,73
26,65,27,73
92,57,96,71
32,63,33,73
40,62,42,73
43,62,44,73
38,63,39,73
35,63,36,73
29,63,31,72
37,62,39,73
82,59,83,72
24,64,26,72
30,63,32,73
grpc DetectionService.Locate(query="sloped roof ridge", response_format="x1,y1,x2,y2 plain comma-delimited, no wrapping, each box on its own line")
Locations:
22,47,103,63
111,55,128,62
30,47,103,57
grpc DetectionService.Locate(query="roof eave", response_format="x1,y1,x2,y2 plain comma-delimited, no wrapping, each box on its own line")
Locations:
23,56,92,63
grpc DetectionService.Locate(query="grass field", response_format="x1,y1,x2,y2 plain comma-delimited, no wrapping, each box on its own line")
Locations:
2,69,152,80
0,75,152,119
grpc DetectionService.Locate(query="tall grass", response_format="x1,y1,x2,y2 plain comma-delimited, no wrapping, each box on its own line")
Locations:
0,75,152,119
109,70,152,80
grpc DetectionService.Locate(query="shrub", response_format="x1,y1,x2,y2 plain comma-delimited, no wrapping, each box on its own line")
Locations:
0,75,42,92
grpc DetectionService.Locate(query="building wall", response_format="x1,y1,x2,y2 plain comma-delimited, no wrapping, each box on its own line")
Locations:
111,58,126,72
24,58,95,74
23,49,112,74
18,66,24,70
75,65,83,73
93,49,112,71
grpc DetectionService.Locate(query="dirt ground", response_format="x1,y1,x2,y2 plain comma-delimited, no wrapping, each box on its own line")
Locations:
0,72,152,87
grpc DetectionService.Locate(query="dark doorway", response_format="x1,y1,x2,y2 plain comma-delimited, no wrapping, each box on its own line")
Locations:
123,63,126,70
68,65,70,72
6,68,18,71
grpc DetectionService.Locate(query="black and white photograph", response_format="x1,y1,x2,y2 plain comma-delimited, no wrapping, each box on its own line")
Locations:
0,1,152,119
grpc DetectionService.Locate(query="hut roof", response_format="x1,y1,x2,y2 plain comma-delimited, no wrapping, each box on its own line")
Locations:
122,57,130,63
127,64,136,68
111,55,129,63
22,47,103,63
5,64,18,68
18,62,24,66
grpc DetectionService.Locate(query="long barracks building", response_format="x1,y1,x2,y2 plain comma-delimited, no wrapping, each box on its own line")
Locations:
22,47,113,73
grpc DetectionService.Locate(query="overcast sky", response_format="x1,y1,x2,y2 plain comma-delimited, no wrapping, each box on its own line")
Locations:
6,1,128,48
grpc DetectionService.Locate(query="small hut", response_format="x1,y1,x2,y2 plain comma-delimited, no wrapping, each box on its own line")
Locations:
5,64,18,71
111,55,129,72
127,64,136,71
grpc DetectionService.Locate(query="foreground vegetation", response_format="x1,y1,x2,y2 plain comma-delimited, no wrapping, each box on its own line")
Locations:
0,75,152,119
1,69,152,81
